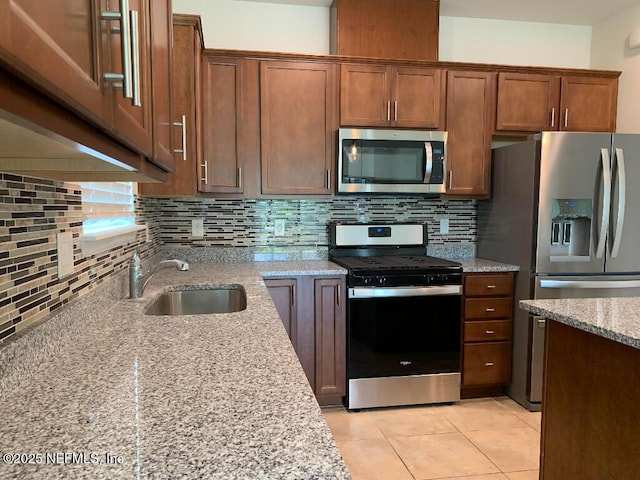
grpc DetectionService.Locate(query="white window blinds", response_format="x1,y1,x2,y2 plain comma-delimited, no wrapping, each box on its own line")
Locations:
80,182,137,238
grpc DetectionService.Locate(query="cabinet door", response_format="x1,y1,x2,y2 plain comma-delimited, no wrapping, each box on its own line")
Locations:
0,0,111,126
201,57,248,193
560,76,618,132
265,279,298,345
314,277,346,397
265,277,315,388
495,72,560,132
392,67,445,129
261,61,336,195
109,0,153,157
148,0,174,172
446,71,494,198
140,16,201,196
340,63,390,127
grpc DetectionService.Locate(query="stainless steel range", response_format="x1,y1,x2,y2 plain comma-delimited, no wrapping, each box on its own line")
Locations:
329,222,463,410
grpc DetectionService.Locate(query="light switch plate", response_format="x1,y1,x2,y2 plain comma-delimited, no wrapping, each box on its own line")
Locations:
439,218,450,234
192,218,204,238
57,231,74,279
274,220,285,236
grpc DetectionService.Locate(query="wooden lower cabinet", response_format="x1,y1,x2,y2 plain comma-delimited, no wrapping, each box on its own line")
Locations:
265,275,346,405
541,320,640,479
461,272,514,397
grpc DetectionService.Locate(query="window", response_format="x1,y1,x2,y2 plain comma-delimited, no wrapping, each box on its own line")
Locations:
79,182,146,255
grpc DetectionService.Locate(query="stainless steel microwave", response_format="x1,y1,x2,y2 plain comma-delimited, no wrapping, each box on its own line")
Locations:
337,128,447,195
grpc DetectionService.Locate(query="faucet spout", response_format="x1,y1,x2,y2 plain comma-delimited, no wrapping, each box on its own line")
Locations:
129,251,189,299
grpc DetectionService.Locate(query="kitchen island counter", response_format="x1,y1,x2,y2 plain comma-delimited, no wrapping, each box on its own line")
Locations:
0,261,350,479
519,297,640,479
520,297,640,349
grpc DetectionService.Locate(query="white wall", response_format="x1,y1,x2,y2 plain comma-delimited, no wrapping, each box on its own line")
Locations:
172,0,330,54
439,17,592,68
172,1,592,68
591,4,640,133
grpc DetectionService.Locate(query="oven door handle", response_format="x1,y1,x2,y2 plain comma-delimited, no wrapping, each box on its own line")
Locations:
349,285,462,298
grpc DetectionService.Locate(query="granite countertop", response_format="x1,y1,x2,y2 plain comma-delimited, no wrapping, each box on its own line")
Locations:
520,298,640,350
451,257,520,273
0,261,350,479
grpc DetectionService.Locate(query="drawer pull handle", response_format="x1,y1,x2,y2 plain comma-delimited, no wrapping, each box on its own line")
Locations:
485,308,495,312
486,285,496,289
485,330,495,334
485,362,495,367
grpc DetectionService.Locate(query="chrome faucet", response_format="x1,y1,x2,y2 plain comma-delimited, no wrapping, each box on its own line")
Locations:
129,250,189,299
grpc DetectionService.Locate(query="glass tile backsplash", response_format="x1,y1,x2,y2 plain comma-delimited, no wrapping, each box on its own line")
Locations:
0,171,476,347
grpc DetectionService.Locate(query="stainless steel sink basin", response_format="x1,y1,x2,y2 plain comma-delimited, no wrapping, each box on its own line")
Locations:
144,285,247,315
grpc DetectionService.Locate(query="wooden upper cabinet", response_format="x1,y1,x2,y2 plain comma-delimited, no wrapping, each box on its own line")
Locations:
340,63,445,128
496,72,618,133
260,61,337,195
446,70,494,198
560,76,618,132
109,0,153,157
148,0,174,172
0,0,175,170
140,14,203,196
495,72,560,132
201,56,259,195
0,0,111,126
331,0,439,61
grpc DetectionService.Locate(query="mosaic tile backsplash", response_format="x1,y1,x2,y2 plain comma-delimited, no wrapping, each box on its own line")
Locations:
0,170,476,347
0,174,155,346
137,196,477,249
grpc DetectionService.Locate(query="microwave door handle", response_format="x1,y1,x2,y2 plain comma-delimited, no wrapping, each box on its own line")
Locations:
424,142,433,183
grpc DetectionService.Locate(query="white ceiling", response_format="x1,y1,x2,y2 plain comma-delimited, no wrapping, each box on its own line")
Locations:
235,0,638,25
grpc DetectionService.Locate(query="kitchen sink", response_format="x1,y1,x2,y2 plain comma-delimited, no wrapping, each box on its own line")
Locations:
144,285,247,316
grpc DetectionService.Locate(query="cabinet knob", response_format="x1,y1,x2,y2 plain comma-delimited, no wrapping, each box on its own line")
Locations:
485,330,495,334
485,308,495,312
485,362,495,367
486,285,496,289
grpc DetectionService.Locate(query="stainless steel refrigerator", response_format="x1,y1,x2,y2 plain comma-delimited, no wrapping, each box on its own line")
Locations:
477,131,640,411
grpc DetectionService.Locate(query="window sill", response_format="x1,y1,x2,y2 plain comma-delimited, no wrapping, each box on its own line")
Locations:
80,224,148,256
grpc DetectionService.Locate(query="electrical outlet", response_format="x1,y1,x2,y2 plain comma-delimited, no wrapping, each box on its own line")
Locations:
192,218,204,238
439,218,450,234
57,232,74,279
274,219,285,236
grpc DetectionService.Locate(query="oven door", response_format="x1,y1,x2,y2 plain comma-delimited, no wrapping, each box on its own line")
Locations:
346,285,462,409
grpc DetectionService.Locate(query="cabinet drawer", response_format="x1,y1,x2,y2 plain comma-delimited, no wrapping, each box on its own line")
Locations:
465,274,513,297
464,320,512,342
464,297,512,319
463,342,511,386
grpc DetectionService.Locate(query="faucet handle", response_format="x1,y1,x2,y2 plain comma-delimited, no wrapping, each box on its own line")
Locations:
130,250,141,266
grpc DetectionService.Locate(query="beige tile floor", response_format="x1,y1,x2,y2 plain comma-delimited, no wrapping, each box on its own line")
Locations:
322,396,541,480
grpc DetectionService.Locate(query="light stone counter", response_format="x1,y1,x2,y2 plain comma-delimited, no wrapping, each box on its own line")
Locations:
0,262,350,479
520,297,640,350
452,257,519,273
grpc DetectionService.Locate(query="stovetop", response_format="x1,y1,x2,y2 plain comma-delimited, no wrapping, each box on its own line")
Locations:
331,254,461,273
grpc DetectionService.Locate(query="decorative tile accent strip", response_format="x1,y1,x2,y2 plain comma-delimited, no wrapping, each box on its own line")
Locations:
137,196,477,250
0,173,157,347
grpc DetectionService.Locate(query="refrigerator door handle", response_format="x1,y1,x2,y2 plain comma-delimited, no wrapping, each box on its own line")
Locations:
610,148,626,258
595,148,612,259
539,279,640,289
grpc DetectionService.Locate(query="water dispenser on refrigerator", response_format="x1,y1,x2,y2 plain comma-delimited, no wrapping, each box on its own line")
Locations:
550,199,592,261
